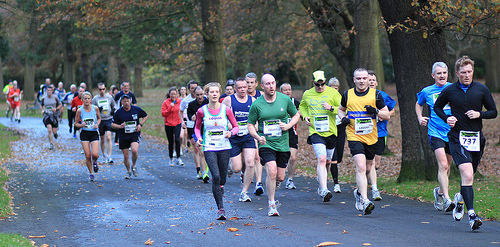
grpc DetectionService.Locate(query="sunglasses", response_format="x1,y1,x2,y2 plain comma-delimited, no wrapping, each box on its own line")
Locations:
314,82,326,87
98,88,106,91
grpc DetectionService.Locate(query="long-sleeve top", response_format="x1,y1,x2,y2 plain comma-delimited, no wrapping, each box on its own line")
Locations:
161,98,182,126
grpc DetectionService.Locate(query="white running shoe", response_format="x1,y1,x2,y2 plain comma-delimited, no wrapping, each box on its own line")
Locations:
177,158,185,166
362,199,375,215
318,188,333,202
443,197,455,212
433,187,444,211
267,202,280,216
239,191,251,202
468,213,482,231
169,158,175,167
333,184,341,193
353,188,363,211
453,192,464,221
285,178,296,190
173,150,177,158
108,157,114,164
372,189,382,201
132,167,138,177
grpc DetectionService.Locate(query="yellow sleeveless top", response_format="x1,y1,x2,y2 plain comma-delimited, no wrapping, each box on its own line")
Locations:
345,88,378,145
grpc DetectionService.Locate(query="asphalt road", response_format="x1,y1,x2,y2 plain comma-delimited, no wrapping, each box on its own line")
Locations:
0,117,499,247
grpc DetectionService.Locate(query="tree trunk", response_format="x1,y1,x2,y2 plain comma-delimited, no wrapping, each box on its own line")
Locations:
485,30,499,92
379,0,447,182
62,25,75,89
107,54,117,87
133,62,143,97
24,60,35,101
354,0,385,90
0,57,4,91
117,57,130,85
200,0,226,86
80,45,91,91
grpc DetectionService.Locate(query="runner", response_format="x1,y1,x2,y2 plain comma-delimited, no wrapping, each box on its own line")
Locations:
71,87,86,139
92,83,117,164
247,74,300,216
337,68,390,215
63,84,77,136
367,70,396,201
222,78,256,202
299,70,342,201
434,56,497,231
41,86,63,150
55,82,66,123
415,62,455,211
74,92,101,181
161,87,184,166
245,72,264,195
194,82,239,220
279,83,300,190
114,81,137,106
111,94,148,179
219,79,235,102
186,86,209,182
7,80,22,123
179,86,188,154
3,80,13,118
328,77,345,193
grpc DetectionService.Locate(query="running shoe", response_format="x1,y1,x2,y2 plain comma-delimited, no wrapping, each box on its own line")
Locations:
81,149,84,154
125,171,132,179
468,213,482,231
276,181,281,188
89,174,95,181
132,167,138,177
202,172,210,183
184,147,188,154
227,168,234,178
372,189,382,201
177,158,184,166
73,134,77,139
333,184,341,193
239,191,251,202
17,119,20,123
49,143,54,150
353,188,362,211
268,204,279,217
362,199,375,215
54,133,58,139
318,188,333,202
453,192,464,221
93,161,99,173
433,187,444,211
196,171,202,179
114,142,118,146
180,149,183,156
216,209,226,220
285,178,296,190
108,157,114,164
173,150,177,158
443,197,455,212
169,158,175,167
254,182,264,196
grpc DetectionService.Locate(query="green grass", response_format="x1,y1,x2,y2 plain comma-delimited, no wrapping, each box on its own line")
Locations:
0,125,33,247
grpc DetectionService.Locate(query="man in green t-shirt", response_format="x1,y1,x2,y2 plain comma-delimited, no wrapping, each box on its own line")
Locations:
299,70,342,202
248,74,300,217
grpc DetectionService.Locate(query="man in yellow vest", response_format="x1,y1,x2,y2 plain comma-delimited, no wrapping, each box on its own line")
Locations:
337,68,391,215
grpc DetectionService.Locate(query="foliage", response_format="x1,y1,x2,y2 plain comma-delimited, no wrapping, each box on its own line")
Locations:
0,233,33,247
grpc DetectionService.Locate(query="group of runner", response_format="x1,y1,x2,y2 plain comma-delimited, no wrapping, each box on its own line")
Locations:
3,80,23,123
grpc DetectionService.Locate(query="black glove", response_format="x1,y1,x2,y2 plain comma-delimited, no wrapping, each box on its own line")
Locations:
365,105,379,115
98,106,104,112
341,117,350,126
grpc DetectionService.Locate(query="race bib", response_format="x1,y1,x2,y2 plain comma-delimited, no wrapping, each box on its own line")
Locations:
433,93,451,110
459,131,480,152
83,118,95,127
98,100,109,114
314,115,329,132
186,120,195,128
206,130,225,147
263,120,282,137
125,121,137,133
354,118,373,135
14,96,19,102
45,106,54,114
335,115,341,126
237,121,249,136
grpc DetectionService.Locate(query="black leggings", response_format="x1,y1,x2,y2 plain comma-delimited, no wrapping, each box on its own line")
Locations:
67,109,76,134
331,124,346,184
165,124,181,159
204,150,230,210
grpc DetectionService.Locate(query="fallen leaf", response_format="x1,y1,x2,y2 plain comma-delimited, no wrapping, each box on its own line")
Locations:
317,242,342,246
165,241,171,244
362,243,371,246
227,227,239,232
114,229,120,231
53,230,58,233
243,223,254,226
234,234,242,236
40,244,49,247
228,217,240,220
145,238,154,245
342,230,348,234
169,217,181,220
421,222,430,224
28,235,46,239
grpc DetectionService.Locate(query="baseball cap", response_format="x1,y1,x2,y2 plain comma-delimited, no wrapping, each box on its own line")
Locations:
312,70,326,82
121,94,131,100
227,79,235,85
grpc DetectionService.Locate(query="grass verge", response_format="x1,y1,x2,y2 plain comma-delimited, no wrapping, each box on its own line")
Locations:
0,125,33,247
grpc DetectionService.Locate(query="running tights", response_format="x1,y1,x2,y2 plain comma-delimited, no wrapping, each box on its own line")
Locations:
204,150,230,210
164,124,181,159
461,185,474,211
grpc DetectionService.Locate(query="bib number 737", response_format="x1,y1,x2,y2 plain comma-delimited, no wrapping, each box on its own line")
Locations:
459,131,480,152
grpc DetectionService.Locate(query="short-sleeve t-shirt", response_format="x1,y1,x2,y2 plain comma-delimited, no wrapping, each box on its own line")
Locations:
112,105,147,140
247,92,298,152
92,94,116,121
377,90,397,137
299,86,342,137
41,95,61,115
115,91,137,105
416,83,452,142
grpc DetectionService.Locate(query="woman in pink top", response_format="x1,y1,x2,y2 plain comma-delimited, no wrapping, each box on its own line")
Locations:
195,82,239,220
161,87,183,166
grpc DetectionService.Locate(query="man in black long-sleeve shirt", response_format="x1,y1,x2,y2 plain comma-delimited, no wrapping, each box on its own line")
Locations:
434,56,497,231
